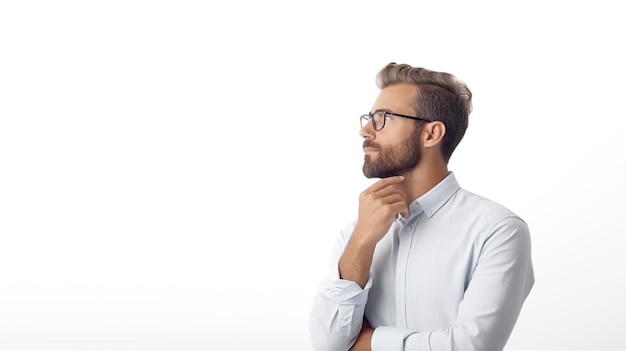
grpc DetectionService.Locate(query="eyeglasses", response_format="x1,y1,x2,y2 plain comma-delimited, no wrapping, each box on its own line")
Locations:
360,111,432,131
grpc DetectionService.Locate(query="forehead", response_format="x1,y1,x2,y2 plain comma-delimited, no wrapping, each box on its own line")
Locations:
372,83,419,114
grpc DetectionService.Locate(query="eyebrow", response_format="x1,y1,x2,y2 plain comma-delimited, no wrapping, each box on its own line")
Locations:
370,108,396,114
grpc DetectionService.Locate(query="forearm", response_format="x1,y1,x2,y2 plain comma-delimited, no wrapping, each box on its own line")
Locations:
371,324,475,351
339,232,376,288
310,231,374,351
372,320,509,351
348,320,483,351
309,282,370,351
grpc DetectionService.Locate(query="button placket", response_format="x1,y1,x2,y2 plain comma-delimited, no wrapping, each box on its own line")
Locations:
395,222,415,328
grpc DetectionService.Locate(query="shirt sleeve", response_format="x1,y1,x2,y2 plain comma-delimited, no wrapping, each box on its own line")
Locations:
371,215,535,351
309,224,374,351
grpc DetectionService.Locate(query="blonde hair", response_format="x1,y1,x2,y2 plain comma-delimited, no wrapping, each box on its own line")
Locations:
376,62,472,162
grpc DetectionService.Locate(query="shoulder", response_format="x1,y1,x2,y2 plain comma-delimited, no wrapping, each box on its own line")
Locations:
454,188,525,221
448,188,529,239
444,189,533,267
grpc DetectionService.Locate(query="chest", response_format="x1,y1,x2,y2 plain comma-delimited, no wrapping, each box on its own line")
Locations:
365,218,483,330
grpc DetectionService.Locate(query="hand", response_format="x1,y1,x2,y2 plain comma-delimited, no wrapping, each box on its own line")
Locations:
353,176,409,245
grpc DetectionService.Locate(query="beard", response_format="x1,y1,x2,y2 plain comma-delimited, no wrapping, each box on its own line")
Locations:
362,131,421,179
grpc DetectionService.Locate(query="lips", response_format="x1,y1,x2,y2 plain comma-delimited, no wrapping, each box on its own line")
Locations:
363,141,380,151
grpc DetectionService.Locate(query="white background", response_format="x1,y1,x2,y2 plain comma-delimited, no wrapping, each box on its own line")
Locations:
1,0,625,350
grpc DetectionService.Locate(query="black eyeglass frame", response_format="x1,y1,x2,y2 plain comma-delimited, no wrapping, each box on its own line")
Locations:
360,111,432,131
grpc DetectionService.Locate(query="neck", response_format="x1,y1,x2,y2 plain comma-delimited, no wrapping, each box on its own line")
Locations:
397,157,449,204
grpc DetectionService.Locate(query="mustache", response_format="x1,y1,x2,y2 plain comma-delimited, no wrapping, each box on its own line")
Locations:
363,140,381,150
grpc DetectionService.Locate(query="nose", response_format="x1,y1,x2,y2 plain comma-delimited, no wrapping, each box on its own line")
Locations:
359,120,375,139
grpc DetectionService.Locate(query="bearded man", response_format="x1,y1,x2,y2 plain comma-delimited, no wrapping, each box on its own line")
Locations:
309,63,534,351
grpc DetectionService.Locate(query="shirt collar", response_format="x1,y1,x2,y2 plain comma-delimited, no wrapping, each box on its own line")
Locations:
411,172,461,219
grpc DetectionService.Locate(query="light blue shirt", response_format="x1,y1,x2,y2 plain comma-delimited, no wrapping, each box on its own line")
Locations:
309,172,534,351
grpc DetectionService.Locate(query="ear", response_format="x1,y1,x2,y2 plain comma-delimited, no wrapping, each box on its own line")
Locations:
422,121,446,149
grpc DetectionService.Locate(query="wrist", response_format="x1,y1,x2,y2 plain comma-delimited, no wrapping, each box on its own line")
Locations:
350,227,379,250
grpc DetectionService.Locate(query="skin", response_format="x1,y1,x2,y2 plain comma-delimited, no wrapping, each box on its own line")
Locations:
340,83,450,351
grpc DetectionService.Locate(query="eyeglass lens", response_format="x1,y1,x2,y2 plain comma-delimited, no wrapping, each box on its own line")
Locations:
360,112,385,130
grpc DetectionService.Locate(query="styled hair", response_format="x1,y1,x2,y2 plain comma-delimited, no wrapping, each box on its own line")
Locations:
376,62,472,163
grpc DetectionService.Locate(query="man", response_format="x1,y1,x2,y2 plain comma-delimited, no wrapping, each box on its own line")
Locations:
309,63,534,351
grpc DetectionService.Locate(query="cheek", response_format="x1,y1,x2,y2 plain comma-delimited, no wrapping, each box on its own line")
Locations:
394,130,417,147
396,122,418,139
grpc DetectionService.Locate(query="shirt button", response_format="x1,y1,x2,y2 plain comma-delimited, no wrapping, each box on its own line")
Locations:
405,227,411,232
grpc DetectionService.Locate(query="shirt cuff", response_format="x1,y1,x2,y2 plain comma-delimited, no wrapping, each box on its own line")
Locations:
318,277,373,305
371,326,416,351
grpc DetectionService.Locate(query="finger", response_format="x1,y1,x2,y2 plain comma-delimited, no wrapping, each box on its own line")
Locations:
361,186,405,207
374,184,407,199
389,200,410,218
381,193,405,205
366,176,405,193
375,197,409,218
